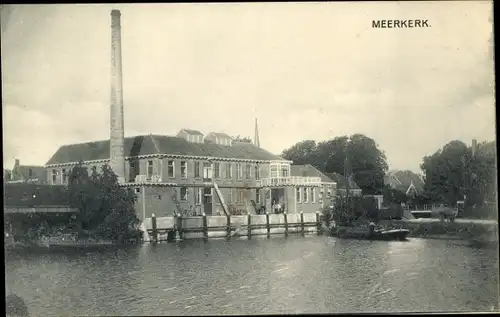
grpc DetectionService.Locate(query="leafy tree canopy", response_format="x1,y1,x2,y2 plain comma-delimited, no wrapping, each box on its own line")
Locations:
281,134,389,195
68,163,140,242
233,135,252,143
420,140,496,207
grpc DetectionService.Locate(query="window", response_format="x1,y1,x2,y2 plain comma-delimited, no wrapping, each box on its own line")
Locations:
194,162,200,178
203,162,212,180
312,188,316,203
167,160,175,178
227,189,233,203
239,189,244,202
180,187,188,201
204,188,212,204
270,164,279,178
226,164,232,179
255,165,260,180
245,164,251,179
236,164,242,179
135,188,141,194
181,161,187,179
304,188,309,203
196,188,203,205
296,187,302,203
28,169,33,178
214,163,220,179
62,169,67,184
146,160,154,179
256,190,260,204
52,170,58,184
281,164,289,177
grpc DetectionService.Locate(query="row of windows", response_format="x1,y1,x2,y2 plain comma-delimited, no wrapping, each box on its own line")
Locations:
147,160,261,181
135,187,260,205
51,169,68,184
296,187,317,203
51,166,98,184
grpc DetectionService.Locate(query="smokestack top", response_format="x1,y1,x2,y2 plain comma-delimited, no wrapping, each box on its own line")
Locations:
111,9,121,17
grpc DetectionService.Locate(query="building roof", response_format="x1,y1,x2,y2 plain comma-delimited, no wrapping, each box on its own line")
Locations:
324,172,361,190
290,164,336,184
46,134,284,165
11,165,47,183
207,132,232,139
384,170,424,194
179,129,204,136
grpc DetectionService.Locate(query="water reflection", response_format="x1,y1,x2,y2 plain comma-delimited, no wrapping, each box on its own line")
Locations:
5,236,499,316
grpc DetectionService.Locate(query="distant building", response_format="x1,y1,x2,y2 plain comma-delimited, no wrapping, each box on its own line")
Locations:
324,172,363,197
384,170,424,198
6,159,47,184
4,169,12,183
290,164,337,209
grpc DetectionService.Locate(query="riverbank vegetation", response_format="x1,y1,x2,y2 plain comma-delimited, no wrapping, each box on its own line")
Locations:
67,163,141,242
420,140,496,209
282,136,496,218
5,163,142,245
380,219,498,243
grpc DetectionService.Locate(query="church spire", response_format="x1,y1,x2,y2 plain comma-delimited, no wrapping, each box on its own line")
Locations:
254,118,260,148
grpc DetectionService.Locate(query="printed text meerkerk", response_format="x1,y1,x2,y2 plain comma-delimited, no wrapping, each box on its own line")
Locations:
372,20,430,28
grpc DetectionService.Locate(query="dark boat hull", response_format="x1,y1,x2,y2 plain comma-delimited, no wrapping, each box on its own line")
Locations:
371,229,410,241
333,226,410,241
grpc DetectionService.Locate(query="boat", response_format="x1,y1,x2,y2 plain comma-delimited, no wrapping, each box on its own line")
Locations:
331,222,410,241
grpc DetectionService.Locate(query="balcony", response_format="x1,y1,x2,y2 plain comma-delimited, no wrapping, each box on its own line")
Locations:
260,176,322,187
134,174,162,183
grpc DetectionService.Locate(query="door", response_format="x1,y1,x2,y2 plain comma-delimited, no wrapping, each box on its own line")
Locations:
203,188,213,215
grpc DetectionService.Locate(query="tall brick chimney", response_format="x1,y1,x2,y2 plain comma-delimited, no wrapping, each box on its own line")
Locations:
110,9,125,183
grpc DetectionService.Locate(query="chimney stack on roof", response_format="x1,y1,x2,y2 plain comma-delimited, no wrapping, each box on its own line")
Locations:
110,9,125,183
254,118,260,148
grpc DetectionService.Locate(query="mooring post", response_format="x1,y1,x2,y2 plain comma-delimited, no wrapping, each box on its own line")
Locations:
247,213,252,239
316,210,321,235
202,212,208,240
151,213,158,244
177,212,183,240
227,214,232,239
300,211,305,236
284,211,289,236
266,211,271,238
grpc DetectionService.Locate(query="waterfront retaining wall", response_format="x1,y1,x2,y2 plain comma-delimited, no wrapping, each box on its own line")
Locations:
142,212,321,242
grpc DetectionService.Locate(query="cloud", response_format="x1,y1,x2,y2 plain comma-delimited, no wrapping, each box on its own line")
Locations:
2,2,495,172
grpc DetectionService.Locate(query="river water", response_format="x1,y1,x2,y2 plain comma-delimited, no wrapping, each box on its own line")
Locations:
5,236,499,316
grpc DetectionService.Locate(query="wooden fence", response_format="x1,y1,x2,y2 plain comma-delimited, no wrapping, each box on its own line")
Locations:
142,212,322,242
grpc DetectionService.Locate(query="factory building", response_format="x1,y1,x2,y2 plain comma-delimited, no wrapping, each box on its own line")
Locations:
42,9,333,223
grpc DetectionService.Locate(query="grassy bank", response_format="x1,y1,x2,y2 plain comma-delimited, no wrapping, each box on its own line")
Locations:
381,220,498,242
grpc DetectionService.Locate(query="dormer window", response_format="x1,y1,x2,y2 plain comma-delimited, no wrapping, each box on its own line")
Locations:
205,132,233,146
177,129,204,143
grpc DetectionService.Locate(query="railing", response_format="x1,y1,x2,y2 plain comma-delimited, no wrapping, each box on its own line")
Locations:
135,174,162,183
260,176,322,187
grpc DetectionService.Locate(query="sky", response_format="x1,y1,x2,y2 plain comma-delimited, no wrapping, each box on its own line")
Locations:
1,2,495,172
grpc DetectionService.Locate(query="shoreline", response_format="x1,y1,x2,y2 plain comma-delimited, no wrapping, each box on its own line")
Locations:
321,220,498,244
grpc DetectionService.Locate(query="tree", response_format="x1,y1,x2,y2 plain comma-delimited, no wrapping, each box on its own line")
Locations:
68,162,141,241
233,135,252,143
420,140,496,207
281,134,388,195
